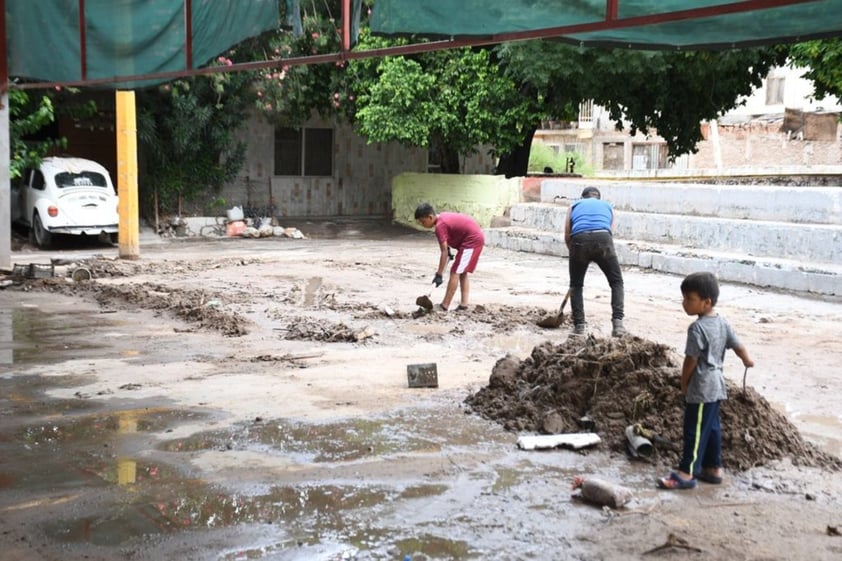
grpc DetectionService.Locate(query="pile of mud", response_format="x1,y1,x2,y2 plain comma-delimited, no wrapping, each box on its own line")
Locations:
280,317,376,343
16,279,250,336
465,335,841,471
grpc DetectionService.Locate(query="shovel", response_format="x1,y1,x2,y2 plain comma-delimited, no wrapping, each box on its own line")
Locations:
415,282,438,311
537,288,571,328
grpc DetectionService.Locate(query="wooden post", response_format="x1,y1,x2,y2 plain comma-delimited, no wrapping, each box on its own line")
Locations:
115,90,140,259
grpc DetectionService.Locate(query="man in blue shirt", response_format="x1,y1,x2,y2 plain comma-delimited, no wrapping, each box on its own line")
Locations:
564,186,626,337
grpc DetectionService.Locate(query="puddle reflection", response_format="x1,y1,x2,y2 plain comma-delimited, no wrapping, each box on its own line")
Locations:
0,305,114,366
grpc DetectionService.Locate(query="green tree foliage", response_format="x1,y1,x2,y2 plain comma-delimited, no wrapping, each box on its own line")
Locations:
9,90,64,179
789,39,842,101
496,42,788,176
136,58,250,214
349,38,530,173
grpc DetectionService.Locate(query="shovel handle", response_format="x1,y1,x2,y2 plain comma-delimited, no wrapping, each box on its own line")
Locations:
558,288,571,316
742,366,748,393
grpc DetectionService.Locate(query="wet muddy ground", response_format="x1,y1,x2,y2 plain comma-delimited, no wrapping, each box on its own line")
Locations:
1,221,842,560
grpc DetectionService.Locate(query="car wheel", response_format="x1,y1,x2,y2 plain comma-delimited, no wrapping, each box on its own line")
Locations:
32,212,53,248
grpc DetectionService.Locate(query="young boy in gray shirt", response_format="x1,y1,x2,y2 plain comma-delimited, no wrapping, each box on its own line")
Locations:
659,272,754,489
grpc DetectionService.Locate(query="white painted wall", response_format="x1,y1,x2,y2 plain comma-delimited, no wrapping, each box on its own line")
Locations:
727,65,842,117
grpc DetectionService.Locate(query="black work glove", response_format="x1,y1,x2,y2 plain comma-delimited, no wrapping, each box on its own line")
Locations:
433,273,443,287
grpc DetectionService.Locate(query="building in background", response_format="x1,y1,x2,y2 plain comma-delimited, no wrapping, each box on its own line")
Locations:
533,65,842,175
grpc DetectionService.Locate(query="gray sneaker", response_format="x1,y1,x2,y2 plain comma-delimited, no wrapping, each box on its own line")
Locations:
612,319,627,337
572,323,587,336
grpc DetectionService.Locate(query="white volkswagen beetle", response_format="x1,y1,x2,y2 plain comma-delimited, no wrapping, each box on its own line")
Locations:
11,156,119,248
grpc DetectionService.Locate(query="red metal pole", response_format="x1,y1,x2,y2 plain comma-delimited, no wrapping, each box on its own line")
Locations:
342,0,351,51
185,0,193,69
606,0,619,21
79,0,87,80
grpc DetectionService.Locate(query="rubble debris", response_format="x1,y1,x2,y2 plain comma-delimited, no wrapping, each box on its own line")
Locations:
465,335,842,471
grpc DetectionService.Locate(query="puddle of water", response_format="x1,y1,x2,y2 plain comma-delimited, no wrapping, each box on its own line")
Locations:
770,400,842,457
395,535,473,559
160,409,510,464
0,374,100,416
793,413,842,457
0,306,116,366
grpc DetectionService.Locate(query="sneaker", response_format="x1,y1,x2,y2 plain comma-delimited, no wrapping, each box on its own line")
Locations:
612,319,627,337
572,323,587,336
436,304,449,312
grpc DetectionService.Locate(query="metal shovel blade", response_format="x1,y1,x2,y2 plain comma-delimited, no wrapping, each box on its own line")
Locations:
416,294,434,310
537,289,571,329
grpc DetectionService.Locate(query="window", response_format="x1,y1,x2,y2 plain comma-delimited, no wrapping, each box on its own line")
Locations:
765,76,785,105
274,127,333,176
632,143,668,170
55,171,108,188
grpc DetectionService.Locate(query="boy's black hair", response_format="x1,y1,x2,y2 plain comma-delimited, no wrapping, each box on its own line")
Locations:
681,271,720,306
414,202,435,219
581,186,601,199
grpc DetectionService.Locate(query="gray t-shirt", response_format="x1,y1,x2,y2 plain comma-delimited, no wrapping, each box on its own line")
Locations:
684,314,741,404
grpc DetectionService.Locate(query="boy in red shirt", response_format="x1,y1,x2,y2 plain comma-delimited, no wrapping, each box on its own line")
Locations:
415,203,485,311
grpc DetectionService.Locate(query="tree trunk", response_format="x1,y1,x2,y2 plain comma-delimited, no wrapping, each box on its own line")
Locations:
430,136,462,174
496,126,537,178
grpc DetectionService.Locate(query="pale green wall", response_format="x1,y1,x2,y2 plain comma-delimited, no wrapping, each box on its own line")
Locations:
392,173,522,229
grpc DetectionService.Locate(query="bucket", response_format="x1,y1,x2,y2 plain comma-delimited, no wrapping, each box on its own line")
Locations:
226,206,244,221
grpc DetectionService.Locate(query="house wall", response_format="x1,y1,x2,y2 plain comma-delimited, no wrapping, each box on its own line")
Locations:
202,111,496,219
533,65,842,174
690,119,842,169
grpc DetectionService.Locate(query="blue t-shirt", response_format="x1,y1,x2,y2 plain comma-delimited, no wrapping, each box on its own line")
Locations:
570,198,613,235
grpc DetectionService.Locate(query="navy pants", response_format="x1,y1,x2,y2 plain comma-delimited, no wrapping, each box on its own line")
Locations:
679,400,722,476
568,230,624,324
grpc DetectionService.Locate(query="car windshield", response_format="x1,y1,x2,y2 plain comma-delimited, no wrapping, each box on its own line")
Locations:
54,171,108,188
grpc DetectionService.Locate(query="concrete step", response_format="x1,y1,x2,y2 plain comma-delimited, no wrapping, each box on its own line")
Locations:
508,202,842,263
538,178,842,224
485,226,842,296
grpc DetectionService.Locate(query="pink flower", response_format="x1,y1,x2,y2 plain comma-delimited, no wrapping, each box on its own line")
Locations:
312,32,320,39
264,103,273,111
256,91,263,98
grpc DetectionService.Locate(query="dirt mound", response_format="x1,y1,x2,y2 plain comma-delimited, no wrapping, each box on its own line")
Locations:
16,279,250,336
465,335,841,471
279,317,376,343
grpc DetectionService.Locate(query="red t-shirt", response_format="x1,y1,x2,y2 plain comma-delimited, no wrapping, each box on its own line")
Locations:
435,212,485,249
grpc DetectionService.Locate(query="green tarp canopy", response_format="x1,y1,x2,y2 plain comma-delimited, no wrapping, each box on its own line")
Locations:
6,0,279,88
370,0,842,49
